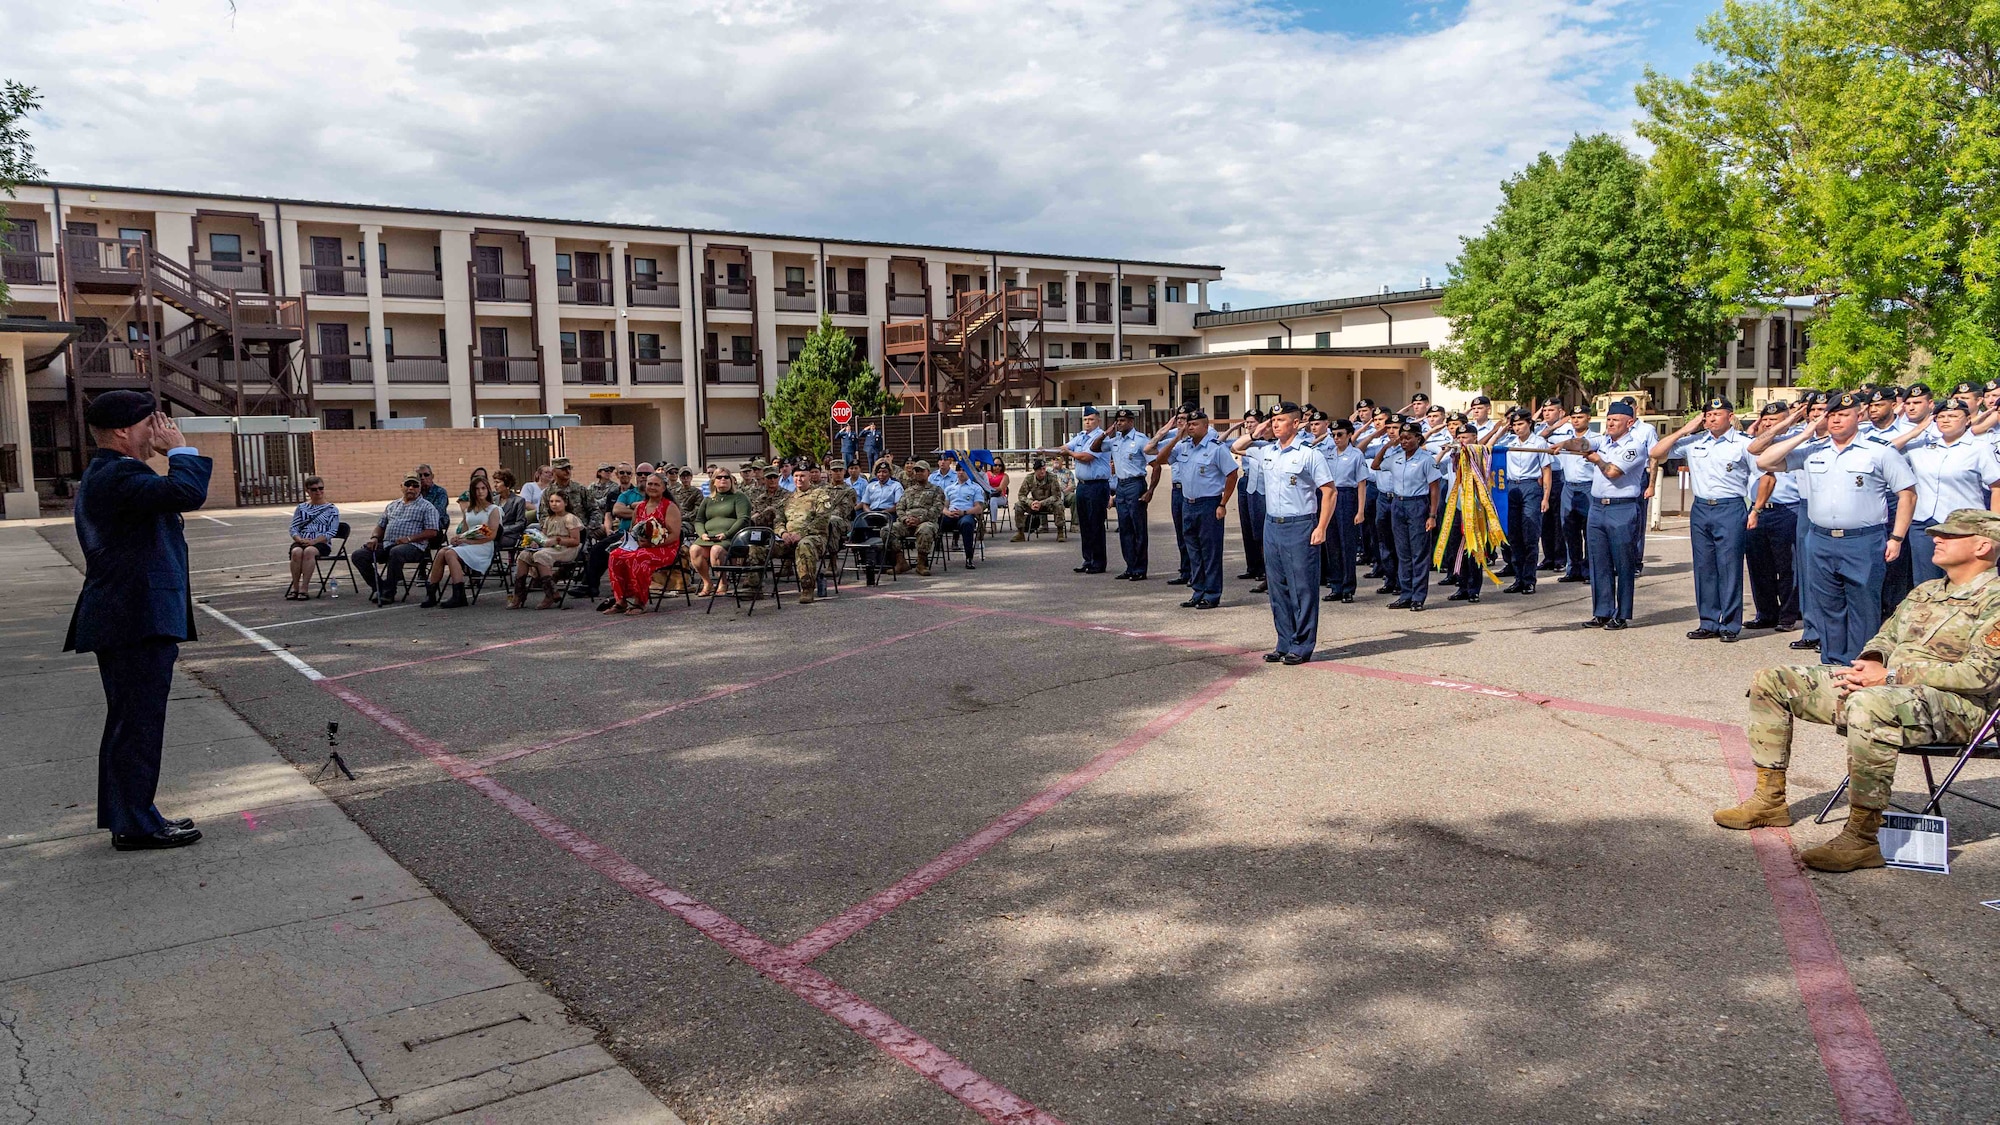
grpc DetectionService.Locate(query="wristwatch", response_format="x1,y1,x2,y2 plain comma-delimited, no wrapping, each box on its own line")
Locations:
1884,670,1899,686
1887,533,1906,542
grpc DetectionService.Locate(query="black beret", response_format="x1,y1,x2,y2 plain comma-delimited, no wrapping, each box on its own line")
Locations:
1941,398,1973,414
1270,400,1302,416
84,390,156,429
1470,395,1491,406
1701,396,1733,412
1827,391,1865,411
1952,382,1979,396
1758,401,1791,416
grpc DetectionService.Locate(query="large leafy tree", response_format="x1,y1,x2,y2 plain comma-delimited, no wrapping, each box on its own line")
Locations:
0,82,43,310
1431,134,1725,406
1638,0,2000,388
761,315,892,459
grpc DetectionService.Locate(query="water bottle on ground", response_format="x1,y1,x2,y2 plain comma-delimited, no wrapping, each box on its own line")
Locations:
328,578,340,599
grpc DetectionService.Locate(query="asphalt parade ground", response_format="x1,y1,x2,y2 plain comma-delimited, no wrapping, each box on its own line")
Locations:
31,506,2000,1124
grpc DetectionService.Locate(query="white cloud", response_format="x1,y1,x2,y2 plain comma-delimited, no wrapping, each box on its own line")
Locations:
4,0,1642,305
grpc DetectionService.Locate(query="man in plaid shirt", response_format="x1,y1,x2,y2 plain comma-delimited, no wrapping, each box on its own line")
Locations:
355,474,442,604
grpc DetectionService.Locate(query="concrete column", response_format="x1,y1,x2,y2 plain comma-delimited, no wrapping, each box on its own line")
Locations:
1015,266,1028,290
925,261,949,314
360,226,391,424
1065,270,1078,326
1154,275,1168,310
1112,266,1124,361
527,235,564,415
813,249,825,317
1,342,34,519
1243,369,1255,414
278,217,303,302
439,228,475,427
864,257,889,371
751,248,778,393
1110,375,1121,406
608,241,630,388
151,211,197,342
679,242,702,462
1197,280,1208,309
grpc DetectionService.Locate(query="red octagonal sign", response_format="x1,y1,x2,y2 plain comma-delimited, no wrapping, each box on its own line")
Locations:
831,400,853,425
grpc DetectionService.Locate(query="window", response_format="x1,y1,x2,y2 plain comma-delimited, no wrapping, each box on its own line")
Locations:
1183,373,1202,406
725,263,745,285
1268,336,1283,349
633,257,658,282
438,328,448,355
560,330,578,360
1120,285,1133,307
363,326,395,359
785,265,806,288
1314,331,1331,348
377,241,388,277
1165,284,1182,303
634,332,661,360
953,273,971,293
787,337,805,361
1213,395,1229,420
1095,342,1112,360
1048,343,1064,359
119,227,151,246
323,408,355,431
731,335,753,364
1120,344,1133,360
556,253,573,284
1045,281,1064,304
433,245,443,276
208,233,242,263
1151,343,1179,358
1147,284,1157,302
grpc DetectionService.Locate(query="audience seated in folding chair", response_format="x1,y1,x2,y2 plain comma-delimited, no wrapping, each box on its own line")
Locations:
509,490,583,609
284,476,338,600
494,468,529,551
688,470,751,598
603,472,683,616
354,474,442,606
850,462,905,573
938,464,986,570
579,462,649,605
420,474,501,609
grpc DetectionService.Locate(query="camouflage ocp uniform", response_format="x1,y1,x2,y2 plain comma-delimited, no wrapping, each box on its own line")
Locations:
669,481,705,520
1013,471,1066,537
538,480,595,528
741,484,787,593
1747,569,2000,810
893,473,947,574
776,485,836,601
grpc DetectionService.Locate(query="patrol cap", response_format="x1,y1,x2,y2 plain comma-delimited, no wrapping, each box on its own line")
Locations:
84,389,157,429
1825,391,1865,412
598,462,616,472
826,458,846,469
909,460,931,471
1607,401,1636,418
763,467,781,478
1470,394,1491,406
1700,396,1733,412
1939,398,1973,414
1926,509,2000,541
402,474,421,486
550,457,572,470
1758,400,1792,416
1269,400,1302,416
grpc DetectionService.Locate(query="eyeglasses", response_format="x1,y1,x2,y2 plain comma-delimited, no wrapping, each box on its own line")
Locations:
306,485,325,491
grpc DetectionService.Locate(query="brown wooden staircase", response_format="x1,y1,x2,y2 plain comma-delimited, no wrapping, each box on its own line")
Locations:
881,287,1049,423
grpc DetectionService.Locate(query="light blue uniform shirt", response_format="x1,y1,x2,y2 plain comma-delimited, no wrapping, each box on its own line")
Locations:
1262,437,1334,519
1377,445,1442,499
1102,429,1152,479
1423,429,1456,483
1584,430,1651,500
779,475,798,492
1668,428,1756,500
859,478,904,511
1907,435,2000,521
1171,431,1238,501
1785,437,1917,529
928,469,954,491
1238,440,1269,494
1321,442,1369,489
942,477,987,512
1362,431,1396,488
1749,462,1802,506
1496,432,1552,486
1066,427,1113,480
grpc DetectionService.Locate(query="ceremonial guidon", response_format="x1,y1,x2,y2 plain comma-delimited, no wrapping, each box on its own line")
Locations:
1651,396,1757,640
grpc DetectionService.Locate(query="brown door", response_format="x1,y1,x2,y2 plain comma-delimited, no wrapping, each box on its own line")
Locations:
1,219,36,283
317,323,352,382
847,267,866,314
578,330,607,382
474,246,504,300
573,252,602,303
479,326,510,382
65,221,98,272
75,316,110,373
310,237,346,295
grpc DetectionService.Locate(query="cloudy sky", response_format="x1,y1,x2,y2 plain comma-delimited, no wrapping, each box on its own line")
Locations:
5,0,1718,307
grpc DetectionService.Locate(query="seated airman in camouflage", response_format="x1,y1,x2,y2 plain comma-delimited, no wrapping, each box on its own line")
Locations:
740,466,787,594
1010,460,1066,542
891,461,946,576
1717,508,2000,872
824,460,858,528
774,465,836,602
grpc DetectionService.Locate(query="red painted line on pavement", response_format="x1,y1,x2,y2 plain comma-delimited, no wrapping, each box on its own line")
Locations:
473,611,990,768
784,661,1251,965
315,671,1062,1124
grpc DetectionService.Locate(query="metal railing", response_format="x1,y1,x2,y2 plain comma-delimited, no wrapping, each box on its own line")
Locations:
827,289,867,315
561,357,615,384
558,277,613,305
631,356,684,384
1076,302,1113,324
306,353,373,383
387,355,449,384
65,237,148,287
704,279,752,310
774,285,816,312
705,430,768,458
1119,303,1156,325
471,268,532,302
472,352,541,384
705,355,760,384
1,250,55,285
382,268,444,299
300,265,367,296
628,278,679,307
887,293,927,317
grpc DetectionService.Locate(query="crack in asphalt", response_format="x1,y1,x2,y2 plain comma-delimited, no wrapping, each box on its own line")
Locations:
2,1007,37,1124
1843,893,2000,1042
1539,708,1713,801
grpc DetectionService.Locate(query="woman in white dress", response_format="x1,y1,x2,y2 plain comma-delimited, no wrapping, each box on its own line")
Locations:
424,475,501,608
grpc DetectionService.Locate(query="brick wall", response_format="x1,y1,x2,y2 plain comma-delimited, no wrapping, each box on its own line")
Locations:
561,426,636,477
145,431,237,509
308,426,635,507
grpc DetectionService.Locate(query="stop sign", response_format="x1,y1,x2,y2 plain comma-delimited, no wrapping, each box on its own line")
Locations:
831,400,853,425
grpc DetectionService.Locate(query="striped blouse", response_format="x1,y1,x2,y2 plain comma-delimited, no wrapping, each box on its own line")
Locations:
290,501,340,542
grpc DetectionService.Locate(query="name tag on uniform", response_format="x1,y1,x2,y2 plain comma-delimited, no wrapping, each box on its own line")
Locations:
1806,457,1831,473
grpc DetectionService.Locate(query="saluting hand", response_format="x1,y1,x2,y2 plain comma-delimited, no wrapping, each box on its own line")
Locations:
151,412,184,454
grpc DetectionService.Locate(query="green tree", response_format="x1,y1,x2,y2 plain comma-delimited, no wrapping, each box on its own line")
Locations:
0,82,44,310
1638,0,2000,388
1430,134,1726,406
762,315,893,459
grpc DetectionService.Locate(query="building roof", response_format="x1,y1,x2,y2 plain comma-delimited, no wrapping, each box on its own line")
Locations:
1194,287,1445,328
33,181,1225,274
1051,344,1432,377
0,317,82,373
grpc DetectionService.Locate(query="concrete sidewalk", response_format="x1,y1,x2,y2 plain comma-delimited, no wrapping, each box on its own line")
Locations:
0,527,682,1125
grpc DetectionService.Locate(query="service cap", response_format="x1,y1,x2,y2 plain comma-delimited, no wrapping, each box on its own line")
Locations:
84,389,157,429
1082,405,1099,416
1926,509,2000,540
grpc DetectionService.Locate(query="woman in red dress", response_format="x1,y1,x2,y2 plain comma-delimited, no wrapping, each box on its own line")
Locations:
605,472,683,615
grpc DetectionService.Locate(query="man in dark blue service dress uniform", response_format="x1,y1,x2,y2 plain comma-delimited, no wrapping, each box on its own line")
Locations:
64,390,213,851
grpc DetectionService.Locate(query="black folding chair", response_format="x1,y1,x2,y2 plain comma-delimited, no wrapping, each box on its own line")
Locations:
312,522,357,597
1814,707,2000,822
707,527,782,615
843,512,892,587
648,549,696,611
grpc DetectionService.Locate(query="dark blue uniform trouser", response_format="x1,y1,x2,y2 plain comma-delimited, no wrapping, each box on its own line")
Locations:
1808,524,1888,666
1238,489,1266,577
1909,517,1945,586
1181,494,1225,601
1747,501,1800,626
1171,483,1189,581
1325,487,1359,596
1797,505,1819,643
1075,478,1110,571
1264,514,1321,656
1562,484,1591,579
1689,496,1748,634
1505,481,1544,586
1881,498,1914,618
1586,498,1641,620
1115,476,1149,576
1375,488,1399,586
1541,470,1566,568
1357,487,1378,565
96,639,178,836
939,513,978,558
1389,496,1431,604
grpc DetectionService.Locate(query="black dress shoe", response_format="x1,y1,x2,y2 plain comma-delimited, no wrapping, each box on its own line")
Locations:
1409,602,1425,612
1719,632,1740,643
1743,618,1780,630
164,817,194,831
1236,571,1259,580
1388,598,1412,609
113,825,202,851
1263,652,1286,663
1281,652,1308,666
1439,574,1460,587
1448,590,1473,601
1686,628,1720,640
1340,594,1354,603
1194,600,1221,610
1515,585,1536,595
1250,582,1268,594
1179,597,1203,608
1168,577,1190,586
1584,616,1609,628
1789,638,1820,651
1605,618,1629,630
1539,561,1563,572
1502,582,1527,594
1323,592,1340,602
1774,620,1799,632
1113,572,1133,580
1376,584,1400,595
1557,574,1588,583
1073,566,1091,573
1126,575,1147,582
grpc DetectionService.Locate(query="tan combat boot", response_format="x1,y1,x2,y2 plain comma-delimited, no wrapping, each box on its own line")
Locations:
1801,808,1887,872
1057,530,1067,541
1011,532,1026,542
1713,767,1792,829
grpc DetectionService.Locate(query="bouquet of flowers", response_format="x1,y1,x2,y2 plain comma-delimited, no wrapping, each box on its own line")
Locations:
521,525,548,548
631,518,670,547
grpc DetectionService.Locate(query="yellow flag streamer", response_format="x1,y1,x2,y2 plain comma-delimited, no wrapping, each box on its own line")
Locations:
1432,445,1508,585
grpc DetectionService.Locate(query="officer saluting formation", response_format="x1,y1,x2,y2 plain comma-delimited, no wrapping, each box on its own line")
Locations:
65,390,213,851
1050,406,1113,574
1717,508,2000,872
1552,400,1649,629
1370,420,1442,610
1649,396,1758,641
1231,402,1335,663
1751,391,1916,667
1096,408,1155,580
1155,407,1240,609
1228,408,1269,593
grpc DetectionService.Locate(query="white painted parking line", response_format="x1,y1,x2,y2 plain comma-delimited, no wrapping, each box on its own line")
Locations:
196,603,326,681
